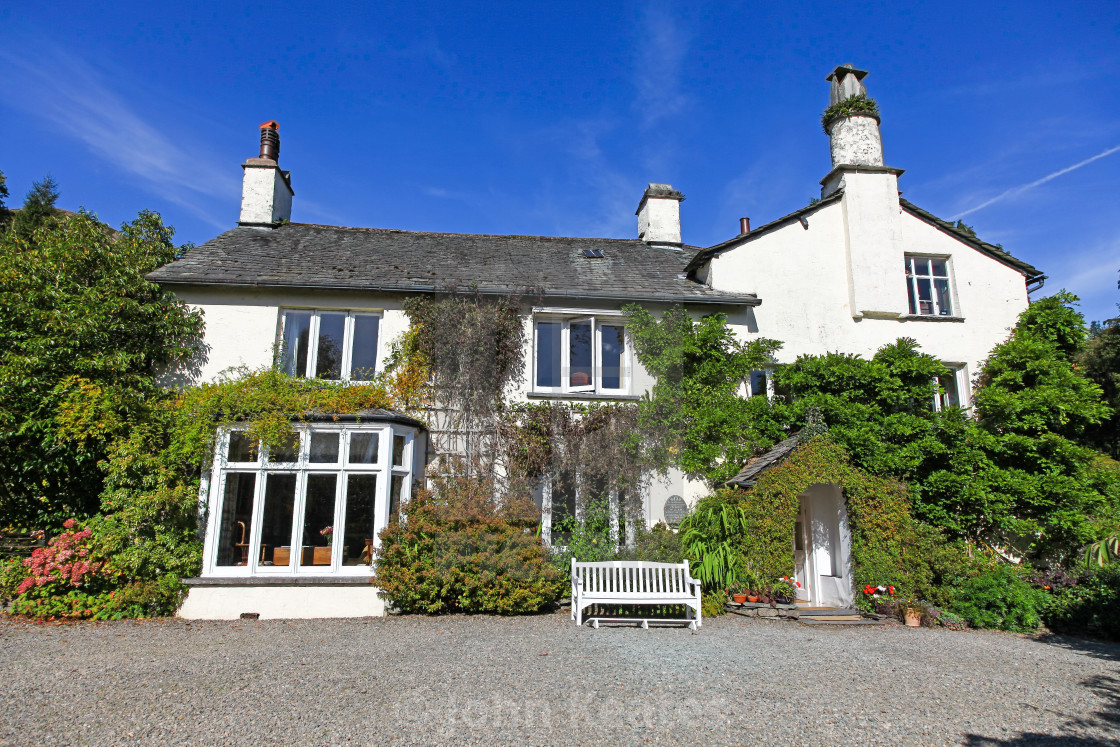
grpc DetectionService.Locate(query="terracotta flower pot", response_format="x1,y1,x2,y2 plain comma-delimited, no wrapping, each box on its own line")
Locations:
747,595,759,604
731,593,748,604
904,608,922,627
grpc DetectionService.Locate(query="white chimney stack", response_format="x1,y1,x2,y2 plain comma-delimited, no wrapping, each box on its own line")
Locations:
635,183,684,245
239,120,294,227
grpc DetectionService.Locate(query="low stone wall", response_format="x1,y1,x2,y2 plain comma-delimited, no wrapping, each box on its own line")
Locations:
725,601,800,619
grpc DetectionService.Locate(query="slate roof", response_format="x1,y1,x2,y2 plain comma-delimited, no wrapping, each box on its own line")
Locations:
725,434,802,488
148,223,761,307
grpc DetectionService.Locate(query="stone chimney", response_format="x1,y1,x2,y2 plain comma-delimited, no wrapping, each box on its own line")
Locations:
819,65,908,320
635,183,684,245
823,63,884,175
239,121,294,227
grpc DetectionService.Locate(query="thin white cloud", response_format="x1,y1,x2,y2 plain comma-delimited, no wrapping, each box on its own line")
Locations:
0,44,238,229
953,145,1120,220
633,5,689,130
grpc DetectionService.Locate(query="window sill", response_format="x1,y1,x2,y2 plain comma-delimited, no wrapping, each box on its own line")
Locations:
527,391,642,402
901,314,966,323
187,575,373,586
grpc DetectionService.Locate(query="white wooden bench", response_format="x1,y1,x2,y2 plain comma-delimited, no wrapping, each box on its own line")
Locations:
570,559,703,630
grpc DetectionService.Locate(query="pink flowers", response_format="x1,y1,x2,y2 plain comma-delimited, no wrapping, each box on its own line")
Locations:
17,521,104,592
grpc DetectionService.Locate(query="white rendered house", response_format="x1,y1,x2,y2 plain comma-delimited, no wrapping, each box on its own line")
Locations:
150,65,1043,619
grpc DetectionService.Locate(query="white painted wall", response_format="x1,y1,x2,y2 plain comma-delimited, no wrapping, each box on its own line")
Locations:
637,196,682,244
828,115,884,168
706,190,1030,381
239,163,293,225
178,584,385,620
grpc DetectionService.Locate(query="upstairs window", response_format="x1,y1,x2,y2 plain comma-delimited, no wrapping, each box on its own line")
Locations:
905,256,953,316
279,310,381,381
534,316,628,395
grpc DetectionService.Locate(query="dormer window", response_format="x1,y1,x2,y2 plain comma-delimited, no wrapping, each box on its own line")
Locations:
905,256,953,316
279,309,381,381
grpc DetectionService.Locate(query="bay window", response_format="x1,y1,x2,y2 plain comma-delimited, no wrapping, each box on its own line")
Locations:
534,315,629,395
206,423,421,577
279,309,381,381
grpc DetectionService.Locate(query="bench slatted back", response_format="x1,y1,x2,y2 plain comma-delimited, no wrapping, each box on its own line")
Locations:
575,561,690,597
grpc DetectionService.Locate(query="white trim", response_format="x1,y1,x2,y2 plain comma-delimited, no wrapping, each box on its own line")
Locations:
531,306,626,317
202,423,419,579
532,314,632,396
278,309,383,382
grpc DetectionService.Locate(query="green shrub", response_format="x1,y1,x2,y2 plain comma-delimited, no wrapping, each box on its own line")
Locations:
948,562,1042,632
1038,564,1120,640
373,473,564,614
549,497,616,573
615,522,685,563
821,93,880,133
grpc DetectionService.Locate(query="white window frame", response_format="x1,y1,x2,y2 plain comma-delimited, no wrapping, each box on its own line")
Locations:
746,368,776,399
277,309,383,382
905,255,956,317
536,471,624,550
202,424,416,578
531,312,631,396
932,364,969,412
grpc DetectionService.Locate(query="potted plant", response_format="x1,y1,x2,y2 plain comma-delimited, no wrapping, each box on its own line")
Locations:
771,576,801,605
727,584,748,605
900,598,924,627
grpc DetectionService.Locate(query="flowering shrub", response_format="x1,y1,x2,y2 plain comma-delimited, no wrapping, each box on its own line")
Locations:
10,520,115,620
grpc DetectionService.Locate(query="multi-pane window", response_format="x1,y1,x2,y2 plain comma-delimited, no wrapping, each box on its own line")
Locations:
534,316,628,394
532,471,628,549
933,365,968,412
279,310,381,381
206,425,418,577
905,256,954,316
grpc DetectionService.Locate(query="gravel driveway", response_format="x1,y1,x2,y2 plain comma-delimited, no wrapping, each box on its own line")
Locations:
1,610,1117,746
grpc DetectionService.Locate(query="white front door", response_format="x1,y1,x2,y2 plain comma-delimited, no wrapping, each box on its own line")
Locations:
797,484,854,608
793,504,811,602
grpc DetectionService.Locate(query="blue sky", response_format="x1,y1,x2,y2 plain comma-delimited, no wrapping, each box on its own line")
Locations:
2,1,1118,322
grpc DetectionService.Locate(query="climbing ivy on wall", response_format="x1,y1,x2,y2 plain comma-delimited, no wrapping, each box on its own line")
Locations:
820,93,880,133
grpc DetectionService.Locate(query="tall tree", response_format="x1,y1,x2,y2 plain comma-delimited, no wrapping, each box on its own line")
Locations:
1078,274,1120,459
10,175,60,240
0,169,10,231
0,210,204,529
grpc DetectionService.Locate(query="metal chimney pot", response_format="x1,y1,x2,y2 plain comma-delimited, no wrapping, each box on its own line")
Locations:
740,217,751,234
258,121,280,162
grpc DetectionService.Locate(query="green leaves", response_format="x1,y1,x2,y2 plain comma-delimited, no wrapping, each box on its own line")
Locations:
0,210,204,529
623,303,784,485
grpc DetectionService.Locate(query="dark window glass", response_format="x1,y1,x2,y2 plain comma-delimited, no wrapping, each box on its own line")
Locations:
267,433,300,463
569,322,593,388
389,475,405,524
301,474,337,567
601,325,624,389
343,475,377,566
536,322,561,388
309,432,340,463
392,434,406,467
916,278,933,315
349,432,380,464
939,373,961,410
934,278,952,315
550,471,577,547
907,278,917,314
227,432,257,462
216,473,256,567
280,311,312,377
351,315,380,380
260,473,297,567
750,369,768,398
316,313,346,380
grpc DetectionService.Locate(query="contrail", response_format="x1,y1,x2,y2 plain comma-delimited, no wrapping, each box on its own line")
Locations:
953,144,1120,220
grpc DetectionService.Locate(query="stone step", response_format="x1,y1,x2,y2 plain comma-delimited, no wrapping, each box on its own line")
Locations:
796,607,861,616
798,617,885,626
802,614,863,622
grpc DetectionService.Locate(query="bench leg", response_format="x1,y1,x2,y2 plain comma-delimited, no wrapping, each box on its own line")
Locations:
688,620,697,631
641,619,648,629
593,619,599,629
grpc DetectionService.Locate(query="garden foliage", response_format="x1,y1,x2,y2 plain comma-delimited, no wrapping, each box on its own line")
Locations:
623,304,785,485
0,210,204,529
373,472,564,614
